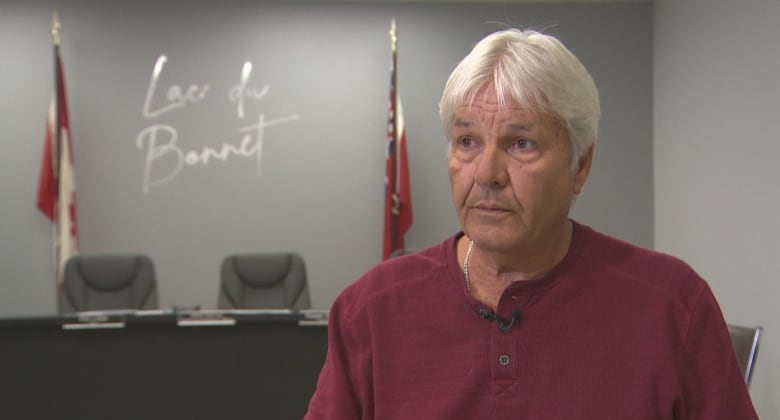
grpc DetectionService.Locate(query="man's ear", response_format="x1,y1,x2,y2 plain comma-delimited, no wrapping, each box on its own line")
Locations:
573,145,594,195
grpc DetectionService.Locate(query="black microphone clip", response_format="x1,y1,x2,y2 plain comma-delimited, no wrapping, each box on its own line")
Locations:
474,307,521,332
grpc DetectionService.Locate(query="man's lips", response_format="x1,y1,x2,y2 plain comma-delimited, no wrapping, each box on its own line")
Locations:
470,203,513,214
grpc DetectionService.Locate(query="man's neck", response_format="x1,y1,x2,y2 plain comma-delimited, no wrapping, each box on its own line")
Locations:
460,220,573,309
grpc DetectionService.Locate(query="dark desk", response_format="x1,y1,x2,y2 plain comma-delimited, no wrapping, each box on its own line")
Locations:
0,310,328,420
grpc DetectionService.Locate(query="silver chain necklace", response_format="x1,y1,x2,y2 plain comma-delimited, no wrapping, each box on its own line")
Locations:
462,239,474,291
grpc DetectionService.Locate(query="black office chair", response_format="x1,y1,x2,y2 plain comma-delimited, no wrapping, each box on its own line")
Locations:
60,254,159,313
218,252,311,310
727,324,762,386
390,248,409,258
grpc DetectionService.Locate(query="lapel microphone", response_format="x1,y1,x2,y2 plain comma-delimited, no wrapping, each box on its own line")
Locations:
474,307,522,332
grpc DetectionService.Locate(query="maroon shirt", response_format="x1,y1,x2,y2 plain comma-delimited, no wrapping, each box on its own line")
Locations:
305,221,758,419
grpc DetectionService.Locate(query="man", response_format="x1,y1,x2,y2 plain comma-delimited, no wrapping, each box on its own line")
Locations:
305,28,758,419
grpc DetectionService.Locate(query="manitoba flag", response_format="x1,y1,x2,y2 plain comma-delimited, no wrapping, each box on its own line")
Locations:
383,20,412,260
36,22,78,285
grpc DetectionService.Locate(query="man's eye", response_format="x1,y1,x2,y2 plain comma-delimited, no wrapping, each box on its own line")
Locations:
457,136,475,148
510,138,535,150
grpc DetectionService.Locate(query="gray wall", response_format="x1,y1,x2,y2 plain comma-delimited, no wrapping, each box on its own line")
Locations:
0,0,653,316
654,0,778,418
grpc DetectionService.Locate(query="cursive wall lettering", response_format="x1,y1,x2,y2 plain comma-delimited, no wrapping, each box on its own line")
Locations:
229,61,270,119
137,54,300,194
142,54,210,119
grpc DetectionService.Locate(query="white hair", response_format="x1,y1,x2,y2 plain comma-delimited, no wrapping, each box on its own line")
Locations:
439,29,600,169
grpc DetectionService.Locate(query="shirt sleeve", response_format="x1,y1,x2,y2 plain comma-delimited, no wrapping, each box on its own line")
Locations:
677,281,758,420
304,288,373,420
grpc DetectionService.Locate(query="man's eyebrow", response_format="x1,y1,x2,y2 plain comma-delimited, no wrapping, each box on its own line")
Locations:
505,122,535,131
451,119,536,131
452,118,474,128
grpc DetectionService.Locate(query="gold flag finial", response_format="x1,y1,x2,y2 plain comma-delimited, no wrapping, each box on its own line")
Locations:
52,11,61,46
389,19,397,53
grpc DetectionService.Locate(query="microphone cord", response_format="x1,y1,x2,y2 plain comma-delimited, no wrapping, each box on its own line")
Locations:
474,307,521,332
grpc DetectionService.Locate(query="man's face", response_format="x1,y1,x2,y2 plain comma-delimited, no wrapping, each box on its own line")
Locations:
447,86,592,254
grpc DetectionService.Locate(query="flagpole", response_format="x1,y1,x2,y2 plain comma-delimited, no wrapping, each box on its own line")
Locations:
389,19,399,255
52,12,61,187
51,11,63,287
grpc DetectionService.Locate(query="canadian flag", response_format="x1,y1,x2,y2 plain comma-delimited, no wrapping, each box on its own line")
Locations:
37,41,78,285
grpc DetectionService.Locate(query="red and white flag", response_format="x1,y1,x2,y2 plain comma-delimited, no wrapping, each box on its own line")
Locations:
383,20,413,260
37,20,78,285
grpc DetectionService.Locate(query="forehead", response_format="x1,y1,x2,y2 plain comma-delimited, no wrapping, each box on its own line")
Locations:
453,87,543,128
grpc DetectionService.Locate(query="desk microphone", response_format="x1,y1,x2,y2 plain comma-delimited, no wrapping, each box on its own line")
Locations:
474,307,521,332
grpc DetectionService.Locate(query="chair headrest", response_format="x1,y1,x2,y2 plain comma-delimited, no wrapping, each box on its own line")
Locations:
232,254,296,287
75,255,147,292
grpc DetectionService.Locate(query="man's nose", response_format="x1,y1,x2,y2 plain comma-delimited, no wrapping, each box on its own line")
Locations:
474,143,509,188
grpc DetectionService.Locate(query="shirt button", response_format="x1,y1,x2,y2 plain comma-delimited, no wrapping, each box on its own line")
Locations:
498,354,510,366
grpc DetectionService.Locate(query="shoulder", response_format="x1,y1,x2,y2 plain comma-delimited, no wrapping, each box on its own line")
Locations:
574,221,708,309
331,235,459,322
